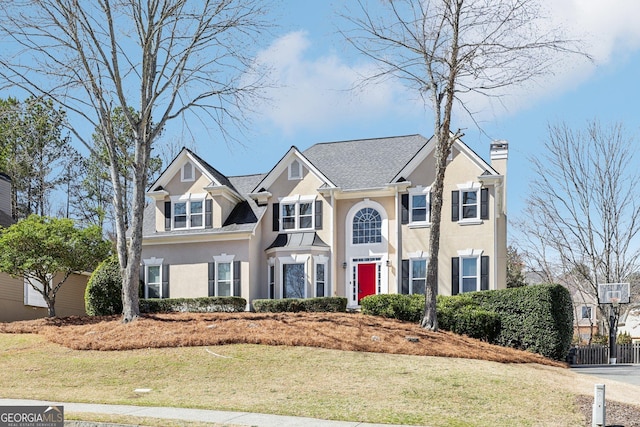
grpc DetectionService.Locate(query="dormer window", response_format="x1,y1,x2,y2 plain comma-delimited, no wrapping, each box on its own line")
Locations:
171,194,206,229
288,159,302,180
181,162,194,182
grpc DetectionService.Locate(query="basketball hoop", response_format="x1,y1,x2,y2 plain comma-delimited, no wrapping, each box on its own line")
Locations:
610,297,620,308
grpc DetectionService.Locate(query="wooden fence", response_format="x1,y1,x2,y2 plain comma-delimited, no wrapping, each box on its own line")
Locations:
572,343,640,365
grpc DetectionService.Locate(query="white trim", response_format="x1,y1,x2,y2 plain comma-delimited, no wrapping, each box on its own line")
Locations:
278,254,310,299
313,254,330,297
170,193,206,230
456,250,482,293
288,158,303,180
251,147,336,193
213,253,235,263
143,257,164,299
455,183,482,224
457,248,484,257
181,161,195,182
213,254,235,297
278,195,317,231
408,258,428,295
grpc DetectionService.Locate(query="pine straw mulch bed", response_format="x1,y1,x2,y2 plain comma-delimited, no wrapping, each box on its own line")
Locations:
0,311,565,366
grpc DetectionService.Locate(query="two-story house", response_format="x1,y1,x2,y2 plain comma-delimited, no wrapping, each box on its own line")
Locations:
141,134,508,308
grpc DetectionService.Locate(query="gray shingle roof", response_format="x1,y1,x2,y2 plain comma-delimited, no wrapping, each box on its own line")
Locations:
303,134,430,190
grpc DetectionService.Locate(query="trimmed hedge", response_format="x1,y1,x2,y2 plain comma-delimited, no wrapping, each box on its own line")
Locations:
360,284,574,361
437,294,501,342
360,294,424,322
85,256,123,316
470,283,574,360
140,296,247,313
252,297,347,313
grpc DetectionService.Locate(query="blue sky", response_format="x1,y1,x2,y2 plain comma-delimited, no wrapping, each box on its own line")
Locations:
4,1,636,241
157,0,640,244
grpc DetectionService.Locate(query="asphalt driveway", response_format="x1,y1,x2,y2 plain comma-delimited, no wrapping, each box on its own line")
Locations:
572,364,640,387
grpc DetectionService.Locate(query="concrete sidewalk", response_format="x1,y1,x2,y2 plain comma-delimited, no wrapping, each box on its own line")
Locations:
0,399,424,427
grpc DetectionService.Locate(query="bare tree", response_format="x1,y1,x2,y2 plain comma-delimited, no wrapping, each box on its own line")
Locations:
0,0,271,322
517,121,640,335
340,0,582,329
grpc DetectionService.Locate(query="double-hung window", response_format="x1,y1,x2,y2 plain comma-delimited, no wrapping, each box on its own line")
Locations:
452,183,487,224
461,190,478,220
211,254,237,297
314,255,329,297
410,259,427,294
408,187,430,225
217,262,232,296
452,251,489,294
280,196,316,231
581,306,592,320
144,257,165,299
461,257,479,293
172,194,205,230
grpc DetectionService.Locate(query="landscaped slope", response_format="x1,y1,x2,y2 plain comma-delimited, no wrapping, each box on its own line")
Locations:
1,311,562,366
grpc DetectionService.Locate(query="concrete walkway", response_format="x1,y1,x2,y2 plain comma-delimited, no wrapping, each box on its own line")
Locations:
0,399,424,427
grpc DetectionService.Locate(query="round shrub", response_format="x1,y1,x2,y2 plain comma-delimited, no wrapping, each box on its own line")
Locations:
85,255,122,316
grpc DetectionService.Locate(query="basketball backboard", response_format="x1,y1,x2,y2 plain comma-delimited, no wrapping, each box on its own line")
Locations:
597,283,630,305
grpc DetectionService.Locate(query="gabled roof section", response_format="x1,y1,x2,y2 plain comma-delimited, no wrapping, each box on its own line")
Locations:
392,134,499,183
250,146,336,193
303,135,429,190
147,147,240,197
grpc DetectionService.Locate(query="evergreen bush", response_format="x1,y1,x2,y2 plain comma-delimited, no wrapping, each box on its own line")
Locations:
471,283,574,360
360,294,424,322
84,255,122,316
140,296,246,313
252,297,347,313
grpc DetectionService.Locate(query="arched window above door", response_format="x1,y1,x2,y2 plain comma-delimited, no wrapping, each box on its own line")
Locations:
352,207,382,244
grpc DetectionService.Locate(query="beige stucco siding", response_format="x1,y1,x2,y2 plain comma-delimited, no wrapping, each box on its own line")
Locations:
169,263,208,298
142,238,255,300
0,272,88,322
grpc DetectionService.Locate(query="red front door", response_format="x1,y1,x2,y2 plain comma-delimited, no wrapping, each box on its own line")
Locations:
357,263,377,303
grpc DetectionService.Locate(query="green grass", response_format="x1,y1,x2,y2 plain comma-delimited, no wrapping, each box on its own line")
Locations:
0,333,588,426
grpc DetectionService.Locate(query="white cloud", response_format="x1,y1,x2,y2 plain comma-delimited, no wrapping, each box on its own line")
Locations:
251,31,420,135
252,3,640,135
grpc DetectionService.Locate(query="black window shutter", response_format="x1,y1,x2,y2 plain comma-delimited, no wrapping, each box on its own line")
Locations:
208,262,215,296
164,201,172,230
401,259,410,294
205,199,213,228
272,203,280,232
451,191,459,222
269,265,275,299
139,265,145,298
233,261,241,297
401,194,409,224
315,200,323,230
480,188,489,220
451,257,460,295
162,264,170,299
481,256,489,291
